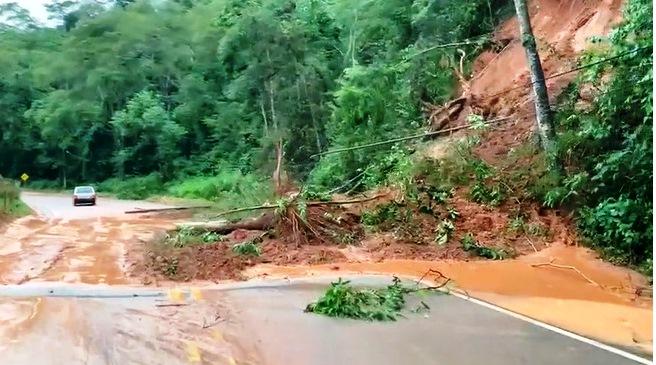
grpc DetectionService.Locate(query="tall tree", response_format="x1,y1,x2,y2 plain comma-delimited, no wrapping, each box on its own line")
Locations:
512,0,556,155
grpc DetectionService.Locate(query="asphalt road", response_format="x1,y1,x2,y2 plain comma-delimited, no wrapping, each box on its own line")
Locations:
0,277,650,365
20,191,171,219
0,193,650,364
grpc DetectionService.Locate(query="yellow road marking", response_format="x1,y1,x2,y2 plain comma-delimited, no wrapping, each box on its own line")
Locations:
168,288,184,302
191,288,203,301
185,341,202,363
212,329,224,342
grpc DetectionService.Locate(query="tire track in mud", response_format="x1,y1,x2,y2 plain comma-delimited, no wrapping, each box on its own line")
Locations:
0,216,68,284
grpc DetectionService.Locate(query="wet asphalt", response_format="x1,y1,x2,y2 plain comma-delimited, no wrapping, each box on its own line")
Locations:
0,277,651,365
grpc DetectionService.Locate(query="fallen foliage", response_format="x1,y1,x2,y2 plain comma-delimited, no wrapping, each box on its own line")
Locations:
305,272,450,321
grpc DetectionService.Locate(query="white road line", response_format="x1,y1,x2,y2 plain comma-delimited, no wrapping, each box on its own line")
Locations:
450,291,653,365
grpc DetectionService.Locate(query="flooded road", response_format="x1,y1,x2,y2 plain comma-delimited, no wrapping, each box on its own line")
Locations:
0,192,652,364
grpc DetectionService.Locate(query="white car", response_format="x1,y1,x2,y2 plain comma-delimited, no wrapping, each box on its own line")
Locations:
73,186,96,206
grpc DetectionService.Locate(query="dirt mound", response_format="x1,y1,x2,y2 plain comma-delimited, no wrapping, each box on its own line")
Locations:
138,234,347,283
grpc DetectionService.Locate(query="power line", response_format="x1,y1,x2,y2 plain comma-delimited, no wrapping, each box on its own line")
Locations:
484,46,652,100
310,116,512,158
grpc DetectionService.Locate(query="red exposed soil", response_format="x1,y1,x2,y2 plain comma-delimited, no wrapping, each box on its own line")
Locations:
439,0,624,164
135,227,349,283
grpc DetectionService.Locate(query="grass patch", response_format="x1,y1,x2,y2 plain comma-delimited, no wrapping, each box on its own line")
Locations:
96,170,274,220
6,199,31,218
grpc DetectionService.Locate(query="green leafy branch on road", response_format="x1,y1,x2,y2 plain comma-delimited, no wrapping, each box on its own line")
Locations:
305,271,451,321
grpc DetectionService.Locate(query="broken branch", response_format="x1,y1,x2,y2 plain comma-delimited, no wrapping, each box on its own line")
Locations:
525,237,538,253
531,259,600,286
411,269,452,292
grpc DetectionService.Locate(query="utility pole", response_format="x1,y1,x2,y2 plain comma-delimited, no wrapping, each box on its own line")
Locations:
512,0,557,156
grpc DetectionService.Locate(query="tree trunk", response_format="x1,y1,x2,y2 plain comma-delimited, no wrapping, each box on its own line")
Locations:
260,95,269,137
301,73,323,154
176,213,275,234
60,148,67,189
268,80,278,131
273,139,284,196
512,0,556,155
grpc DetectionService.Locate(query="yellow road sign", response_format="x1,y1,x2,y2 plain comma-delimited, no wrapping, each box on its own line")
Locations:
20,173,29,182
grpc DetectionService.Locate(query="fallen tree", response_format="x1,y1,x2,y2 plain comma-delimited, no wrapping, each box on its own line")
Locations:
174,194,385,244
176,213,275,234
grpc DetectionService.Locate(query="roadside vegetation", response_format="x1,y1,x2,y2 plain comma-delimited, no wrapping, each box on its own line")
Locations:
547,0,652,275
0,179,30,220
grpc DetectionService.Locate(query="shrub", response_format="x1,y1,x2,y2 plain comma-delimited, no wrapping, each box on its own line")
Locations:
434,219,455,245
0,179,29,217
460,233,509,260
27,180,62,191
361,202,409,228
578,197,652,266
98,173,164,199
231,241,261,256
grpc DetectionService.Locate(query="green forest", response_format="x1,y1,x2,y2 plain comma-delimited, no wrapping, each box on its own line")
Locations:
0,0,509,186
0,0,652,273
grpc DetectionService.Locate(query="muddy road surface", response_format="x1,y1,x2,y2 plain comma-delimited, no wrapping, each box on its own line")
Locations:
0,193,650,364
0,192,175,285
20,191,172,220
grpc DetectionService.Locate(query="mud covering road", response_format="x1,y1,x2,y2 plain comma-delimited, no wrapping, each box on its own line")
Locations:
0,193,650,364
0,192,175,284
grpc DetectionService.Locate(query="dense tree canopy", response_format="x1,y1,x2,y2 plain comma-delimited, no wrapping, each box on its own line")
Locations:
0,0,507,185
